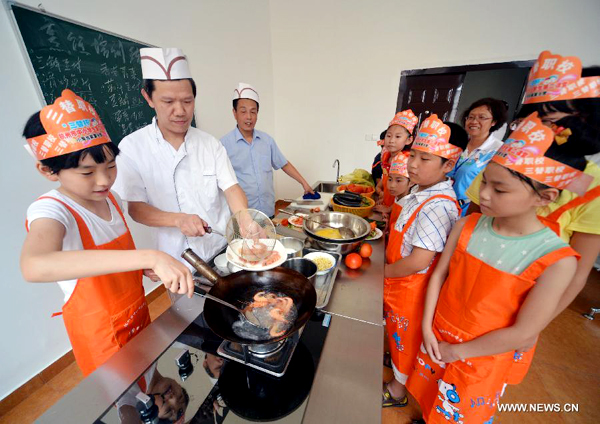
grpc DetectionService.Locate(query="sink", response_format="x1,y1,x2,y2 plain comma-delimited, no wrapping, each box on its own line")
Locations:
312,181,341,193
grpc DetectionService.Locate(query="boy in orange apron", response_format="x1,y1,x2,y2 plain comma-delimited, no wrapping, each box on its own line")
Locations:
20,89,195,376
407,113,585,423
383,115,464,407
375,110,418,214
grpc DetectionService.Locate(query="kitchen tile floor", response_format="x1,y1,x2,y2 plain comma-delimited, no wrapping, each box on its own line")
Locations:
1,273,599,423
382,270,600,424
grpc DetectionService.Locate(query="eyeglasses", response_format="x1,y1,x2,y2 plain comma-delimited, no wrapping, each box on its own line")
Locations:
466,115,493,122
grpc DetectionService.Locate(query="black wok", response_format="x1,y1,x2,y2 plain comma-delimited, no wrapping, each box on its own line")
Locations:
183,249,317,345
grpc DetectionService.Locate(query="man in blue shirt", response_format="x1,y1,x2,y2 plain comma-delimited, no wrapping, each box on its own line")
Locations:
221,83,313,217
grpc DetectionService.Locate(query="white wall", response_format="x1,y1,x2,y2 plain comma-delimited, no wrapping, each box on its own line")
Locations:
0,0,273,401
268,0,600,198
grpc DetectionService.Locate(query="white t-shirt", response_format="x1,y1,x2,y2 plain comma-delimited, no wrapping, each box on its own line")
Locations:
26,190,128,302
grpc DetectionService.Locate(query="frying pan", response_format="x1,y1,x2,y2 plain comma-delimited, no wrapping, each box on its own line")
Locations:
183,249,317,345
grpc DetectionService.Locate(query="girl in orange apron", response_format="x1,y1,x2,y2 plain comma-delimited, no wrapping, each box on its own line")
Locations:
40,193,152,376
375,110,418,211
21,89,194,376
407,113,583,423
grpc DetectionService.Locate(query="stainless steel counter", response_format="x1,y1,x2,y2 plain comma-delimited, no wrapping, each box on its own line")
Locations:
39,183,384,423
321,237,384,326
304,316,383,424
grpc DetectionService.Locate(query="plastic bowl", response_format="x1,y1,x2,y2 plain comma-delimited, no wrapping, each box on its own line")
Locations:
303,252,336,275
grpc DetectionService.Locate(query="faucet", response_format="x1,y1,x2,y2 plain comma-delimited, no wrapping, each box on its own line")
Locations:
332,159,340,183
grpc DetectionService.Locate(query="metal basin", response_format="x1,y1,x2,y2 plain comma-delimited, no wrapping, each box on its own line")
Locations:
280,258,317,285
302,211,369,254
312,181,341,193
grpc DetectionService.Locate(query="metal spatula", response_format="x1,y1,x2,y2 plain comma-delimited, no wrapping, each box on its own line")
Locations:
194,291,264,329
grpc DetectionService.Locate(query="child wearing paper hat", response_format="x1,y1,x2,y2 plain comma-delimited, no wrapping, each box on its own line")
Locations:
383,114,465,407
384,152,411,232
20,89,195,377
463,52,600,382
375,109,418,214
407,112,581,423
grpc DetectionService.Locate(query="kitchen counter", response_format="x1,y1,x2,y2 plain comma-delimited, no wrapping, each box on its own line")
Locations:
39,184,384,424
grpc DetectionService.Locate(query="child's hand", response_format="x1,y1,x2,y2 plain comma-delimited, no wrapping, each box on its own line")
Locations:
152,251,195,298
438,341,462,364
422,330,444,366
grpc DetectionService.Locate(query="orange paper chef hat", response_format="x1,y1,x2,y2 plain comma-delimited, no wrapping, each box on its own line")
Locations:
389,152,409,178
492,113,592,195
412,114,461,161
388,109,418,134
523,50,600,104
26,89,111,161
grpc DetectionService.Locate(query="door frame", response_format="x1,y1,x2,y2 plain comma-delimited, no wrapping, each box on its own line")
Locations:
396,59,536,119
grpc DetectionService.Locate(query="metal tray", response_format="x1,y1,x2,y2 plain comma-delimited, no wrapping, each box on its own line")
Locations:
303,248,341,309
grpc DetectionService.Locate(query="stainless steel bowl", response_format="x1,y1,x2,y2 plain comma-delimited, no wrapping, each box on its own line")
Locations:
302,211,369,254
280,237,304,258
280,258,317,285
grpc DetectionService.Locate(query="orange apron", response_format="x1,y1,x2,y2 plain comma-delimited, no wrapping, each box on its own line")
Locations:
506,185,600,385
406,213,577,423
384,194,458,381
389,202,402,229
37,193,151,376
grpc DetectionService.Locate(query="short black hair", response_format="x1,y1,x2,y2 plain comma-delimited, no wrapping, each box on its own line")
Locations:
462,97,508,132
379,130,387,140
23,111,119,174
143,78,197,98
439,122,470,163
232,98,259,111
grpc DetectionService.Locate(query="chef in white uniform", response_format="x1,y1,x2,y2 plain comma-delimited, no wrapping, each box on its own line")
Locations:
113,48,248,268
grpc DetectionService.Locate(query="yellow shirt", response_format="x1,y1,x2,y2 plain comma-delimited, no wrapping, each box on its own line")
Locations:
465,161,600,242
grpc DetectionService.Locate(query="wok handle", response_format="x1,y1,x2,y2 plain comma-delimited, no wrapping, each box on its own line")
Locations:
181,248,222,285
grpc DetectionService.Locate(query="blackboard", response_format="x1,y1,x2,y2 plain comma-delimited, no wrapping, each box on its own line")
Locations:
11,4,157,144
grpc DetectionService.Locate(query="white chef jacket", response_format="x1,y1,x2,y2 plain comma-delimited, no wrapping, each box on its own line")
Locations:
113,118,238,265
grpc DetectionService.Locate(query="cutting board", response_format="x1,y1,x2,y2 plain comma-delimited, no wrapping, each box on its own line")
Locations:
288,192,334,211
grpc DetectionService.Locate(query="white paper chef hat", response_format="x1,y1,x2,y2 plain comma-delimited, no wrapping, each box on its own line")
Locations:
140,48,192,80
233,83,259,104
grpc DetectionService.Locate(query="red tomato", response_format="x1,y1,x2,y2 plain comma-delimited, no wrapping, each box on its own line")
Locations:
359,243,373,258
370,221,377,231
345,253,363,269
281,218,289,226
